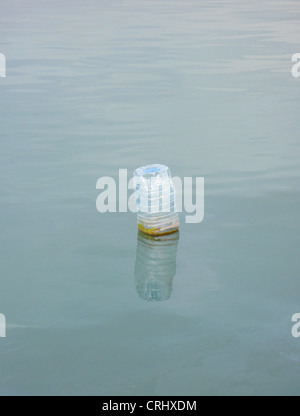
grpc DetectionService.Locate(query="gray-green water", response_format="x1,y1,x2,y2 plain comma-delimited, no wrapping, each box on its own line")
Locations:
0,0,300,396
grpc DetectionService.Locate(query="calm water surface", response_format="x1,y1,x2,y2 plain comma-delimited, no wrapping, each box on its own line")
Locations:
0,0,300,395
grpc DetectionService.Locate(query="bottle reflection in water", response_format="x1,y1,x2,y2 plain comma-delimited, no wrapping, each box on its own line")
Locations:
134,231,179,301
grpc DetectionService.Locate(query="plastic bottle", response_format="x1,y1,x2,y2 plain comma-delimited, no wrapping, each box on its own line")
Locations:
133,164,179,236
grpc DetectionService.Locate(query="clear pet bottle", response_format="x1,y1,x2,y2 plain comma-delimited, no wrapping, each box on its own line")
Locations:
133,164,179,236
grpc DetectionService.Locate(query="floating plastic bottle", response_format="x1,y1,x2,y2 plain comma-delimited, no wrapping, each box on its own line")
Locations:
135,231,179,301
133,164,180,236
